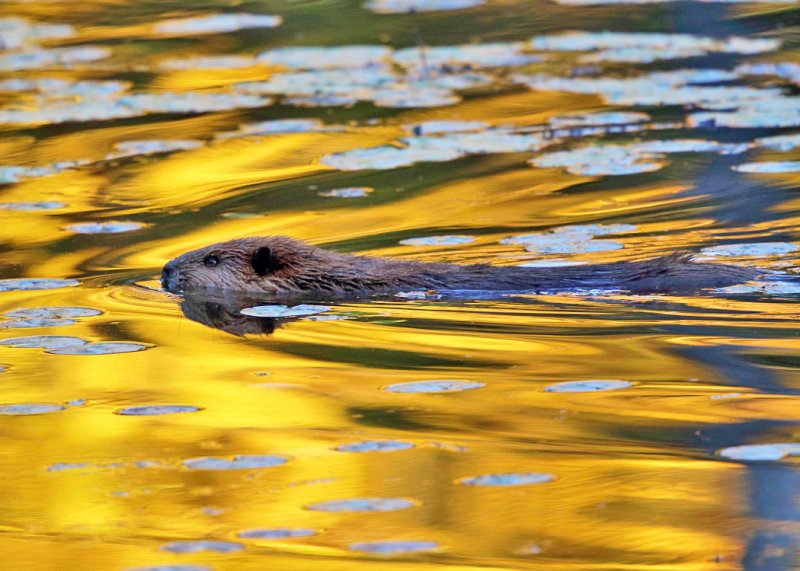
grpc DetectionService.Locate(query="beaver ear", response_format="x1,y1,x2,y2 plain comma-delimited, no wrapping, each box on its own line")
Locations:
251,246,282,276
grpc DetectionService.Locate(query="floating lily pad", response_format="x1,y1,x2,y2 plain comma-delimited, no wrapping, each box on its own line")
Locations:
46,342,148,355
399,235,475,247
216,118,327,139
403,132,550,154
544,380,633,392
183,455,288,470
0,46,111,72
116,405,201,416
0,335,87,349
153,13,282,36
109,139,203,159
240,304,330,318
159,540,244,553
753,132,800,151
237,528,316,539
0,201,66,210
383,380,484,393
0,278,78,291
718,443,800,462
0,17,75,50
548,111,650,128
457,472,555,485
283,94,359,107
319,187,373,198
0,402,65,415
0,318,75,328
393,42,537,69
518,259,588,267
4,307,101,320
322,145,463,170
126,565,213,571
734,161,800,173
720,282,800,295
405,120,488,135
257,46,391,69
336,440,415,452
305,497,416,512
65,221,144,234
701,242,798,257
367,0,483,12
47,462,91,472
349,540,439,553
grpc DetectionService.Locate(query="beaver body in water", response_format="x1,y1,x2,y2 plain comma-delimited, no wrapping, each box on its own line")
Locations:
161,236,760,296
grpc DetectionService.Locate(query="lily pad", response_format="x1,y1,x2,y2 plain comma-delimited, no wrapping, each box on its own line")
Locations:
457,472,555,485
4,307,101,319
399,235,475,246
0,335,87,349
718,443,800,462
0,318,75,328
183,455,288,470
349,540,439,553
257,46,391,69
305,497,416,512
159,540,244,553
701,242,798,257
544,380,633,392
319,187,372,198
240,304,330,318
116,405,202,416
65,221,144,234
237,528,316,539
46,342,148,355
322,145,463,170
0,402,65,415
367,0,483,12
0,278,78,291
733,161,800,173
383,380,484,393
336,440,415,452
153,13,282,36
0,201,66,210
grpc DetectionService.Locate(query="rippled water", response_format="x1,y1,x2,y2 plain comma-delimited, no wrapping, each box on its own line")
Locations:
3,0,800,569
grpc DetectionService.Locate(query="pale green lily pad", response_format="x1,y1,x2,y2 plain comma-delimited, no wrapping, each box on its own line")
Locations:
305,497,416,512
545,380,633,392
0,402,65,415
0,335,87,349
718,443,800,462
46,342,148,355
240,304,330,318
159,540,244,553
109,139,203,159
152,13,282,36
367,0,483,12
701,242,798,257
322,145,462,170
238,528,316,539
457,472,555,485
319,187,372,198
384,380,484,393
0,278,78,291
349,540,438,553
0,201,66,210
4,307,101,319
183,455,288,470
66,221,144,234
400,235,475,246
733,161,800,173
336,440,415,452
0,46,111,72
0,17,74,50
116,405,201,416
257,46,391,69
548,111,649,127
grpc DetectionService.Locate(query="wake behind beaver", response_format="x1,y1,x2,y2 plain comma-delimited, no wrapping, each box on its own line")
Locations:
160,236,761,296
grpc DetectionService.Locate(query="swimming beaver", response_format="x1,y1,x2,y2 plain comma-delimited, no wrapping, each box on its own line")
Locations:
161,236,760,295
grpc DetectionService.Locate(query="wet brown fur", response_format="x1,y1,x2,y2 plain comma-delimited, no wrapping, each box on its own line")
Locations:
161,235,761,296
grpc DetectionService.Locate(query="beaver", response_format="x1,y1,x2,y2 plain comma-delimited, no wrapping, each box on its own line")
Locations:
160,235,761,296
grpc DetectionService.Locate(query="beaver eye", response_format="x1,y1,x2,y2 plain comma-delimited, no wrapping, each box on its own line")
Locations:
203,254,219,268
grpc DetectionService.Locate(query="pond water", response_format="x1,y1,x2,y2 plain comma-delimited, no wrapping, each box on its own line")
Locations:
2,0,800,569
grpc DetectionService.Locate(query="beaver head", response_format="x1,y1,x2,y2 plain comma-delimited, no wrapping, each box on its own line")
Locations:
161,235,408,295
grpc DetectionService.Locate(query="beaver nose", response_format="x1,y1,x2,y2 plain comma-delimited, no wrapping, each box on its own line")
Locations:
161,260,176,282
